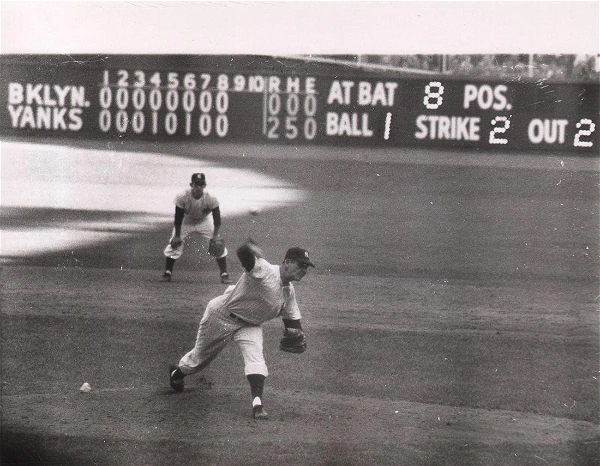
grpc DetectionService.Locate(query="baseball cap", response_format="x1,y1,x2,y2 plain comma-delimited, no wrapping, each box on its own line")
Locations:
284,247,315,267
191,173,206,185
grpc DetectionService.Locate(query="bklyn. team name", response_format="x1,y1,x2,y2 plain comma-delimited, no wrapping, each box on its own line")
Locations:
7,83,88,131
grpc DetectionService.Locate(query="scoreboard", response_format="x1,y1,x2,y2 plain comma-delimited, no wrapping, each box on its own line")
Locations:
1,56,598,152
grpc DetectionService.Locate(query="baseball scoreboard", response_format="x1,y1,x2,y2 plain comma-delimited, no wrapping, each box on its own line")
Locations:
1,56,598,152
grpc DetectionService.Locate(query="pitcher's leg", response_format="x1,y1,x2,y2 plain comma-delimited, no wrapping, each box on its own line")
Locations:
234,326,269,419
170,307,239,392
233,326,268,376
179,312,235,374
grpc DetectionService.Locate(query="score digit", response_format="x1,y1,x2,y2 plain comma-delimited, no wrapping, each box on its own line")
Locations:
384,112,392,140
489,116,511,145
423,81,444,110
574,118,596,147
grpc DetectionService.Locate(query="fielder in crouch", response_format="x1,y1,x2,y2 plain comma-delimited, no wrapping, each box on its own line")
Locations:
162,172,232,284
169,240,313,419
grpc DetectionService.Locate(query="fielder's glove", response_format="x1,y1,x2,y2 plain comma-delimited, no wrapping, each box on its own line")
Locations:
279,328,307,353
208,237,226,257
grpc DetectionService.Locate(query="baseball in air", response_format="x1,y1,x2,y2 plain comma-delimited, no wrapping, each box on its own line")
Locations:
249,206,261,216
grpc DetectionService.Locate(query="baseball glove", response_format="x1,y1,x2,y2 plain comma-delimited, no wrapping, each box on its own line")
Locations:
279,328,307,353
208,237,226,257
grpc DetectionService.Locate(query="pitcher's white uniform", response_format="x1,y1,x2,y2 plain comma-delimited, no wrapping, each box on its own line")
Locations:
163,189,228,259
178,257,301,377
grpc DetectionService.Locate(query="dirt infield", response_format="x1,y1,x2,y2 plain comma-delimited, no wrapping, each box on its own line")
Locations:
1,140,598,465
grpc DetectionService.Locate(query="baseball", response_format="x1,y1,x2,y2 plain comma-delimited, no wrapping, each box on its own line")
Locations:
249,206,261,216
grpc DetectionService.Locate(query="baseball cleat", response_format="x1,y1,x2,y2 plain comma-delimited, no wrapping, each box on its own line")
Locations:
161,270,172,282
252,405,269,420
169,364,185,392
220,273,232,284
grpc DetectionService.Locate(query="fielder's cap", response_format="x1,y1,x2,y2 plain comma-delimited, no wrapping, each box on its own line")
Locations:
285,247,315,267
191,173,206,185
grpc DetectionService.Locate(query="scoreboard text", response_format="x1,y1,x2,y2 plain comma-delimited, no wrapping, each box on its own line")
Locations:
1,60,598,152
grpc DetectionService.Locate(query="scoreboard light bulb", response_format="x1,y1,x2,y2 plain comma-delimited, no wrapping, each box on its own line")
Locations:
423,81,444,110
384,112,392,140
489,116,511,145
574,119,595,147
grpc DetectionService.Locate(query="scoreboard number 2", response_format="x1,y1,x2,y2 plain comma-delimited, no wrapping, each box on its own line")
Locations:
489,116,511,145
574,118,596,147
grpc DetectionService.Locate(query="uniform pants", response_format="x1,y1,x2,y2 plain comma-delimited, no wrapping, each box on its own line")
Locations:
178,297,268,377
163,218,228,260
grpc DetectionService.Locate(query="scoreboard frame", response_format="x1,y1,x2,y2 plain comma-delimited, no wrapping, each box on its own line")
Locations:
1,55,598,153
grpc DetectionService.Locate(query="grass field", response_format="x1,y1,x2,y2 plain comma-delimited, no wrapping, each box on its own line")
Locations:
1,139,598,465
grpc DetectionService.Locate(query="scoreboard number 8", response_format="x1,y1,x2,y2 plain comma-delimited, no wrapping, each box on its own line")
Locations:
423,81,444,110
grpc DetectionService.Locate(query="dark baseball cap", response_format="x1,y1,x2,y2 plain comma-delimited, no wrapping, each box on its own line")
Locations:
191,173,206,185
284,247,315,267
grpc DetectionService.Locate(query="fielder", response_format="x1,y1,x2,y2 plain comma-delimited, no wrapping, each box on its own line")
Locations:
162,173,232,284
169,239,313,419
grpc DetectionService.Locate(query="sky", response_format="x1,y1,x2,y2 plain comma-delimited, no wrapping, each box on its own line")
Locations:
1,1,598,55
